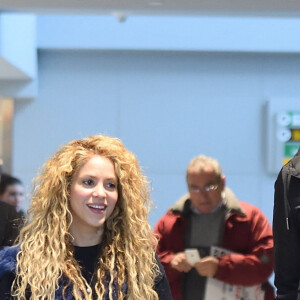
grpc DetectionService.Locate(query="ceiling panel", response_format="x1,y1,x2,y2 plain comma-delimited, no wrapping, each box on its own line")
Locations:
0,0,300,17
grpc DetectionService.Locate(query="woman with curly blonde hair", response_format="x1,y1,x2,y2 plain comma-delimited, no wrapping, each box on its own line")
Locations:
0,135,172,300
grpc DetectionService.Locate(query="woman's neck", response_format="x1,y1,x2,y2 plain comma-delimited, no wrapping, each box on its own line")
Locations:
69,225,104,247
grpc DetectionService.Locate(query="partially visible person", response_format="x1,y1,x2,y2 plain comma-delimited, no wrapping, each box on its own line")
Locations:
154,154,274,300
0,173,25,214
0,173,23,249
0,135,172,299
0,200,21,249
273,147,300,300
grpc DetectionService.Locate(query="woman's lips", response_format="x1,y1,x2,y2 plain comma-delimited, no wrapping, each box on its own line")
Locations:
87,204,107,213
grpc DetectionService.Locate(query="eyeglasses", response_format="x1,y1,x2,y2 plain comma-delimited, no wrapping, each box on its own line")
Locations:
189,184,219,193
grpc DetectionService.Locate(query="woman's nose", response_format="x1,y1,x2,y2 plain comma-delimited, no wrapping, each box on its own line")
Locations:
92,185,106,198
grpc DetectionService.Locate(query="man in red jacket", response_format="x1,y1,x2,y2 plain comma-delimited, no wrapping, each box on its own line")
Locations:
154,155,274,300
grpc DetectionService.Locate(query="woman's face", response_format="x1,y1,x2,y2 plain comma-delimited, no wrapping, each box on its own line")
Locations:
0,183,25,210
69,155,119,241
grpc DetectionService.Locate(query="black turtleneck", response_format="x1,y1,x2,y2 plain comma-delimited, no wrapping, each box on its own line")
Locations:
73,244,102,283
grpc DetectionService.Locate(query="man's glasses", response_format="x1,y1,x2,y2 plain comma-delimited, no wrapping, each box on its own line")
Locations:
189,184,219,193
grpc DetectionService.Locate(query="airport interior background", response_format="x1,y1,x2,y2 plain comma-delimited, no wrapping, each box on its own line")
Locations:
0,3,300,250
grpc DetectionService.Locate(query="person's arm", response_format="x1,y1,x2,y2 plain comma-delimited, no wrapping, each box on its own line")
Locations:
273,169,300,299
5,208,22,247
214,207,274,286
154,214,185,283
0,205,20,249
0,270,15,299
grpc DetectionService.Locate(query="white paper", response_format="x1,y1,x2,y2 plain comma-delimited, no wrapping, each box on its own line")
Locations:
185,248,201,265
203,246,265,300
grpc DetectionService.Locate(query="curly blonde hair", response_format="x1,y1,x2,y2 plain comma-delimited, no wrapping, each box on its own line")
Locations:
13,135,159,299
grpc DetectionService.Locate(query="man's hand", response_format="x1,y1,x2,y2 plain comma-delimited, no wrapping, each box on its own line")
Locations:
170,252,193,273
194,256,219,277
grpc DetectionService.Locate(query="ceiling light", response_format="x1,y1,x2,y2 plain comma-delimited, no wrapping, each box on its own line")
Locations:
148,1,163,6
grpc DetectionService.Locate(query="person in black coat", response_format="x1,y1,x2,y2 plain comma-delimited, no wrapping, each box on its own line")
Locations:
273,147,300,300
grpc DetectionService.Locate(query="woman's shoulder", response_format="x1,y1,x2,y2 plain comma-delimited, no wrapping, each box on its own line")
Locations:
0,246,19,277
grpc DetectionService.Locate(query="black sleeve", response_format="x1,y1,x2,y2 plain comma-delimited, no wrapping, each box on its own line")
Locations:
0,205,21,249
273,169,300,299
5,210,22,248
154,254,173,300
0,271,14,299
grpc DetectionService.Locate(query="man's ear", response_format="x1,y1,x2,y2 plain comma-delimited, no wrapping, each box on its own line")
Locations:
220,175,226,190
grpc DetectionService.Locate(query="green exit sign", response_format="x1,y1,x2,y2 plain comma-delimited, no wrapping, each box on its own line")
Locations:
284,142,300,157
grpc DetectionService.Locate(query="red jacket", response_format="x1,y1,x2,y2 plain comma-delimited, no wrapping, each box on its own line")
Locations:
154,188,274,300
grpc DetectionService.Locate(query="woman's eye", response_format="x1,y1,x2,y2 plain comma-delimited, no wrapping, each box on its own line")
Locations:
106,182,117,189
83,179,94,186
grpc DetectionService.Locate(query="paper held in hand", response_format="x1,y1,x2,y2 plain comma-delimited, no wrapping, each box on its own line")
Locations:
203,246,265,300
185,248,201,265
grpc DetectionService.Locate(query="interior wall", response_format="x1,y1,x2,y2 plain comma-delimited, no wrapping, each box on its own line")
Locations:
12,50,300,226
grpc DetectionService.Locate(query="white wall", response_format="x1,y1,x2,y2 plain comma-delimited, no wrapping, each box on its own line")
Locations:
12,49,300,227
37,15,300,53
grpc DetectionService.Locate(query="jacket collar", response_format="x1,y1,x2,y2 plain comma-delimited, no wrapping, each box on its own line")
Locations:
169,187,246,218
287,147,300,177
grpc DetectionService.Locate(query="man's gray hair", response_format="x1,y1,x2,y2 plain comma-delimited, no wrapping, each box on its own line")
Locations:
186,155,222,182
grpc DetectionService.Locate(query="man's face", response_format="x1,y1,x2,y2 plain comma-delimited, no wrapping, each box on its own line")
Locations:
187,166,225,214
1,183,25,210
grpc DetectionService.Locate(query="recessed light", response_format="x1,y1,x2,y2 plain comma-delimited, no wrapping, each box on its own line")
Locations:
148,1,163,6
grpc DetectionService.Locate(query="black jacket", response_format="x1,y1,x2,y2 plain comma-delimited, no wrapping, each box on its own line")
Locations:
273,147,300,300
0,201,22,249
